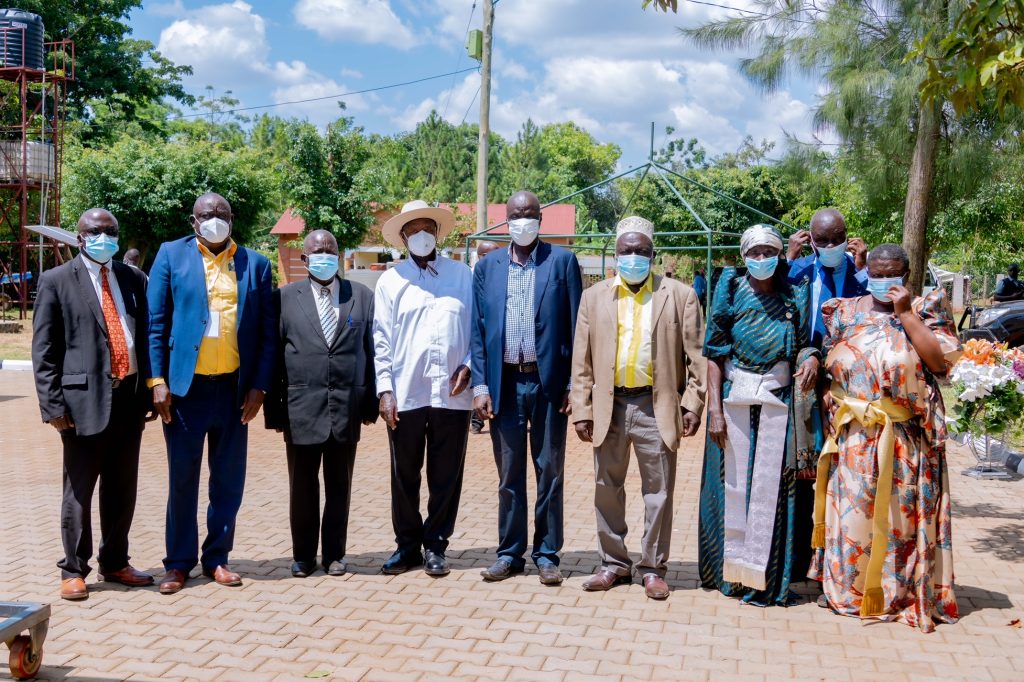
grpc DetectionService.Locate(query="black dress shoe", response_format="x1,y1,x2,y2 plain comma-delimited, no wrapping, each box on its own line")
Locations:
424,550,450,577
291,561,316,578
325,560,347,577
538,563,563,586
381,550,423,575
480,558,524,582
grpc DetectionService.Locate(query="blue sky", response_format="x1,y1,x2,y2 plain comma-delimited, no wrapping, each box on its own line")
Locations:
130,0,825,164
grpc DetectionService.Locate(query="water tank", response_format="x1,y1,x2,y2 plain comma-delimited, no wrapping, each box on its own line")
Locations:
0,9,44,71
0,141,55,182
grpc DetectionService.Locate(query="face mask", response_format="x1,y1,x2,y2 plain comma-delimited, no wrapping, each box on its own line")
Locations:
307,253,339,281
81,233,119,264
814,240,848,268
197,217,230,244
867,276,903,302
616,254,651,285
508,218,540,247
406,231,436,258
745,256,778,281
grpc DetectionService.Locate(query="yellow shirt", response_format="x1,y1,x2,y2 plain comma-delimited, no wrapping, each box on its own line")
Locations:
614,275,654,388
194,240,240,376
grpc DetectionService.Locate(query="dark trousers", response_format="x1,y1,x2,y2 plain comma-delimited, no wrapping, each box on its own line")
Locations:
388,406,470,555
491,371,567,569
162,373,247,572
58,381,144,579
287,435,356,568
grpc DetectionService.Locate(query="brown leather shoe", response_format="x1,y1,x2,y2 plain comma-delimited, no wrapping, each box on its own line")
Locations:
202,564,242,586
582,568,631,591
60,576,88,601
642,573,670,600
159,569,188,595
101,565,154,587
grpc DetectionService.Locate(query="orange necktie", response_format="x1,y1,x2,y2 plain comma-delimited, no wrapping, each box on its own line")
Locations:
100,266,130,380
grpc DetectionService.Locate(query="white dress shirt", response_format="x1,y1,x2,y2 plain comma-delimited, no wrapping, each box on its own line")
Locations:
373,256,474,412
81,255,138,376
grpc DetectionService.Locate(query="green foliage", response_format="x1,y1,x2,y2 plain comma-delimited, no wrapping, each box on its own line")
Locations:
289,116,374,249
61,136,273,258
915,0,1024,115
22,1,192,126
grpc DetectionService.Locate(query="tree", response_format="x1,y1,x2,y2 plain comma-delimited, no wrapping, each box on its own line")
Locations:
648,0,955,293
22,1,192,126
916,0,1024,114
62,136,273,257
288,115,374,249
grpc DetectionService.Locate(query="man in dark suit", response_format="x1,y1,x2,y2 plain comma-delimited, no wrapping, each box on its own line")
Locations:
786,208,868,347
148,192,277,594
472,190,583,585
264,230,377,578
32,208,154,600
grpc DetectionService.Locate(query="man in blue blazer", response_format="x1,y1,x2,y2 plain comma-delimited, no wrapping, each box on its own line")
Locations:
147,192,277,594
472,191,583,585
786,208,868,348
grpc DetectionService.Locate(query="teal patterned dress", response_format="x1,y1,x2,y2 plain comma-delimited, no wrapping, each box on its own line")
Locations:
698,268,815,606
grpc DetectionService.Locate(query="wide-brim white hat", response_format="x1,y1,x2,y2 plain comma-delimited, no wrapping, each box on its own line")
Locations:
381,200,456,249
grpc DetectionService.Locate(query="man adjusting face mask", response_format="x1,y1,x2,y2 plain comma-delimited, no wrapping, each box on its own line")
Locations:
813,239,848,269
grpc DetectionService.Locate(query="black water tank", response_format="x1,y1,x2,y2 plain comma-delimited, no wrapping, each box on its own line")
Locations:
0,9,44,70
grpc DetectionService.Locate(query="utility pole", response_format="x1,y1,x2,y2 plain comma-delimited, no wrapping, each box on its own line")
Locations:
476,0,493,235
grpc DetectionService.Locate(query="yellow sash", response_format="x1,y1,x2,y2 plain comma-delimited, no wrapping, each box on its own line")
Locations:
812,386,912,617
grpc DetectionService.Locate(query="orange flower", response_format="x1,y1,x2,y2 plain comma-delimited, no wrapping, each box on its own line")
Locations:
961,339,998,366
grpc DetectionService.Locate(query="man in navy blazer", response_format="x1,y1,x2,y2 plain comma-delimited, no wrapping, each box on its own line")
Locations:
471,191,583,585
147,192,276,594
786,208,868,348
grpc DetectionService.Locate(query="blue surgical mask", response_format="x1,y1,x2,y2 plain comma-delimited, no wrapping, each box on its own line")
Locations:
745,256,778,281
815,240,848,268
867,276,903,302
82,233,119,264
617,254,651,285
307,253,339,281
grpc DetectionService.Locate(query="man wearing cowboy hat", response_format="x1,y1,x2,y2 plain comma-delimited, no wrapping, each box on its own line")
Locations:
372,200,474,577
570,216,706,599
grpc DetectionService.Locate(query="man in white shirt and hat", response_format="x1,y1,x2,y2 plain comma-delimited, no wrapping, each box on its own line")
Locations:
373,200,474,577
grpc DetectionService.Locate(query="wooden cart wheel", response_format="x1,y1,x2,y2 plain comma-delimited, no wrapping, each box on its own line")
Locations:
8,635,41,680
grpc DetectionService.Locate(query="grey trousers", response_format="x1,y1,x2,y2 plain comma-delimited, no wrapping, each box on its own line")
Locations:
594,393,677,577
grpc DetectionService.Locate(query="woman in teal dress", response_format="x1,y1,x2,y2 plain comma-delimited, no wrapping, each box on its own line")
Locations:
699,224,819,606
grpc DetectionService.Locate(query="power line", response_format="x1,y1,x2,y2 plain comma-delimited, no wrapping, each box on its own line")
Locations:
461,82,482,124
442,0,478,120
172,66,481,119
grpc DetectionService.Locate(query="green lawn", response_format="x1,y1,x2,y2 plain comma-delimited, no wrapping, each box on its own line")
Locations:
0,311,32,361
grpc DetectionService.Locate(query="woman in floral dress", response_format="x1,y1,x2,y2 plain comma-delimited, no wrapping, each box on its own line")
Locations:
809,244,961,632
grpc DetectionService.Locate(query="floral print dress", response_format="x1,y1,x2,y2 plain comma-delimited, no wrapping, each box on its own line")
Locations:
808,289,962,631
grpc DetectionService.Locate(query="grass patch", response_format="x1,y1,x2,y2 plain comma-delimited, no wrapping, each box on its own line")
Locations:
0,311,32,361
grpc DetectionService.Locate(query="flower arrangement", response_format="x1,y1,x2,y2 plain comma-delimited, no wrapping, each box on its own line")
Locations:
950,339,1024,436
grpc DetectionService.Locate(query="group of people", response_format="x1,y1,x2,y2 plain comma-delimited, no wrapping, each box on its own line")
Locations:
32,190,960,631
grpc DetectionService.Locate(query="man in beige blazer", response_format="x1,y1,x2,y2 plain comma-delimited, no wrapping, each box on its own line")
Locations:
570,216,706,599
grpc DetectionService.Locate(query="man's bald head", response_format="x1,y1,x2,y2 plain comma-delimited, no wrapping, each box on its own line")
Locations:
77,208,118,234
123,248,141,267
506,191,541,222
193,192,232,217
303,229,339,256
809,208,847,247
476,240,500,259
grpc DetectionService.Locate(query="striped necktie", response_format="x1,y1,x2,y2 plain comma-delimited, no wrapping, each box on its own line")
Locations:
317,286,337,343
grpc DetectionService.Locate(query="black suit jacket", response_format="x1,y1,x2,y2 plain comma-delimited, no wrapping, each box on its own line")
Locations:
264,276,378,445
32,255,151,436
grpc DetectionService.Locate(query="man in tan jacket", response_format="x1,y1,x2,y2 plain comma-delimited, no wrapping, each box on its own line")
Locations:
570,216,706,599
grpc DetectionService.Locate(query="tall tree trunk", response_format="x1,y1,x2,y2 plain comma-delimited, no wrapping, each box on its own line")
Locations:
902,99,941,294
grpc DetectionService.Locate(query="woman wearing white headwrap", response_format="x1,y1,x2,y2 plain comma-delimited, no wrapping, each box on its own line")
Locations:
698,224,820,606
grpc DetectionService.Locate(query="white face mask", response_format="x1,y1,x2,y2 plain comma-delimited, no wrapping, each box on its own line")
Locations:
197,217,230,244
406,230,436,258
508,218,540,247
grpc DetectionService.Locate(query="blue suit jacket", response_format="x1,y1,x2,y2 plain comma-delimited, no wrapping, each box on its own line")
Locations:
471,241,583,415
788,252,867,346
147,235,277,400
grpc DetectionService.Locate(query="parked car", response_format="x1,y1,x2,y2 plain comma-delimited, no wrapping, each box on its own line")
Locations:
960,301,1024,347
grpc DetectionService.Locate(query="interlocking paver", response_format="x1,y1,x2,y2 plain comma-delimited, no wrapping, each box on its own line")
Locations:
2,368,1024,681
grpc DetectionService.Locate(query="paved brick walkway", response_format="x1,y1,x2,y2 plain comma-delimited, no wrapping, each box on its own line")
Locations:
1,368,1023,681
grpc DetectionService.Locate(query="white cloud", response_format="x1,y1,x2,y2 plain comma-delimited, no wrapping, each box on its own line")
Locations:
340,68,364,79
157,1,269,84
294,0,417,48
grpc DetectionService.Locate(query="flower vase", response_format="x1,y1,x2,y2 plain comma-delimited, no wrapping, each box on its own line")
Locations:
962,429,1013,479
